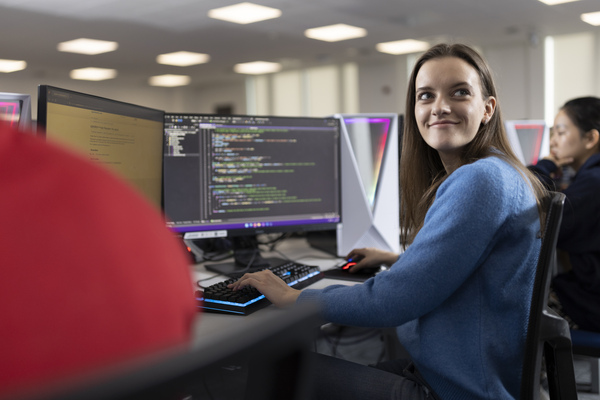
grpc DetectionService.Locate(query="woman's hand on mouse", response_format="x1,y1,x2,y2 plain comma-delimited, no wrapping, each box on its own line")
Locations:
345,248,399,272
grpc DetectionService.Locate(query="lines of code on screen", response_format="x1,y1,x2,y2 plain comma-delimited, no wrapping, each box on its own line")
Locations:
163,115,340,231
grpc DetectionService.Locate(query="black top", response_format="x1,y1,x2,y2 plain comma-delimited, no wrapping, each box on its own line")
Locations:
530,153,600,331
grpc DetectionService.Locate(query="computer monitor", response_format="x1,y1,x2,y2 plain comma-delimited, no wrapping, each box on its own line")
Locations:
0,92,32,129
333,113,401,257
37,85,165,209
505,120,550,166
163,113,341,275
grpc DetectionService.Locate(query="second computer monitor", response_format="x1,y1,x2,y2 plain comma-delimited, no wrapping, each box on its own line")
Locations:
334,113,401,257
37,85,165,209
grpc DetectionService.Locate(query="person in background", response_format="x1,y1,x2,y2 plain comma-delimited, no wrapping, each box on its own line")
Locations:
230,43,548,399
0,122,197,398
529,96,600,332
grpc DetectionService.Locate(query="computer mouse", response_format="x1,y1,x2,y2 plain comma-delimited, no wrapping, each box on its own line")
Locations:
339,257,382,275
340,260,359,271
339,255,363,270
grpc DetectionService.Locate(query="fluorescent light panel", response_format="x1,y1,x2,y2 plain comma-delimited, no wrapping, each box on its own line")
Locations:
70,67,117,81
234,61,282,75
58,38,118,55
0,59,26,73
156,51,210,67
537,0,580,4
581,11,600,26
149,74,191,87
208,2,281,24
376,39,429,55
304,24,367,42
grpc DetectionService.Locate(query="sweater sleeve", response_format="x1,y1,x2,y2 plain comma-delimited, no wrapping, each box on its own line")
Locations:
299,158,521,327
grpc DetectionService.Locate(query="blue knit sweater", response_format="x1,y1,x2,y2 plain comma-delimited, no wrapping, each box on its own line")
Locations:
299,156,541,400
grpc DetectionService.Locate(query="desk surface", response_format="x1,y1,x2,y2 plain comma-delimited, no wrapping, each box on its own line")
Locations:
189,236,356,346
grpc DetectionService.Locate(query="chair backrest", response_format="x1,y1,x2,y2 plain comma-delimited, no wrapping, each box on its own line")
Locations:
520,191,577,400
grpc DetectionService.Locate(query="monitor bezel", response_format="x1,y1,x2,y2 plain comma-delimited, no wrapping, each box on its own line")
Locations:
37,85,166,209
37,85,165,136
163,112,342,241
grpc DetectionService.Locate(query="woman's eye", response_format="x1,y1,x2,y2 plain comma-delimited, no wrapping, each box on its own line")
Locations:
417,92,432,101
454,89,470,97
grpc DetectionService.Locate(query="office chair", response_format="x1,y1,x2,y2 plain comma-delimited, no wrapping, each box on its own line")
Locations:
14,304,322,400
570,329,600,393
520,191,577,400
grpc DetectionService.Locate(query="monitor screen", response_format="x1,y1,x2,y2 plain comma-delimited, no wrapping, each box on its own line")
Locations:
163,113,341,273
505,120,549,166
37,85,165,209
0,92,32,129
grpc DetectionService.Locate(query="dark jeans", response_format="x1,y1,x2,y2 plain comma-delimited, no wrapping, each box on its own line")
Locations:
309,353,440,400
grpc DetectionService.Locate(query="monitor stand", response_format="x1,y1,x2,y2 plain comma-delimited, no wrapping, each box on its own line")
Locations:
205,236,286,278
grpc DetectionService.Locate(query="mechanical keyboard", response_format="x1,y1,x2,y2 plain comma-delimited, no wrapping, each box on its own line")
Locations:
197,261,323,315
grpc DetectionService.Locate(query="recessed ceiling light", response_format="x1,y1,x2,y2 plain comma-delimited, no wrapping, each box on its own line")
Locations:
208,2,281,24
149,74,191,87
0,59,26,73
156,51,210,67
70,67,117,81
304,24,367,42
376,39,430,55
58,38,118,55
536,0,580,4
581,11,600,26
233,61,282,75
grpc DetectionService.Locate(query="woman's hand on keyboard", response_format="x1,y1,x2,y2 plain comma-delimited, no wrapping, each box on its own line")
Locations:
228,270,301,308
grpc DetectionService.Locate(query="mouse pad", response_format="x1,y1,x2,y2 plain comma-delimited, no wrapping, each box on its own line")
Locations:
322,268,377,282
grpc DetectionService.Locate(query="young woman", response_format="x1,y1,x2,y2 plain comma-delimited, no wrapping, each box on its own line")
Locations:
230,43,548,399
530,97,600,332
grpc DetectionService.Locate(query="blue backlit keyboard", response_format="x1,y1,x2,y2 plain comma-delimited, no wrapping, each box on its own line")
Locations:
197,261,323,315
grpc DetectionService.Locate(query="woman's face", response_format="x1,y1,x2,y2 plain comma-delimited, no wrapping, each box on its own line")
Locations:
414,56,495,172
551,109,589,169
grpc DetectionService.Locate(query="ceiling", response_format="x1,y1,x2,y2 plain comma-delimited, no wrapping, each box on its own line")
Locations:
0,0,598,88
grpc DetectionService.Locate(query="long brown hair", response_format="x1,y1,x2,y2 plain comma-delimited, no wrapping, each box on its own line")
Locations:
400,43,547,247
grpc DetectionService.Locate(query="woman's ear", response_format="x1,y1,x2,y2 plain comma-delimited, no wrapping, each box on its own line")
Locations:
483,96,496,123
584,129,600,151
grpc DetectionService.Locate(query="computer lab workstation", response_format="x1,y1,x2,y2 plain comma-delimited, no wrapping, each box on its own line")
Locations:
34,84,403,301
2,85,555,399
1,85,406,397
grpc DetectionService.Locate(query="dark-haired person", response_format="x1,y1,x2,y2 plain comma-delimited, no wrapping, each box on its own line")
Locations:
0,122,197,398
530,96,600,332
230,43,548,399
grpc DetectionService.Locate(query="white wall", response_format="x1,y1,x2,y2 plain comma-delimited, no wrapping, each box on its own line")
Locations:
272,70,303,116
484,43,545,120
357,56,408,116
245,63,359,117
551,32,597,118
